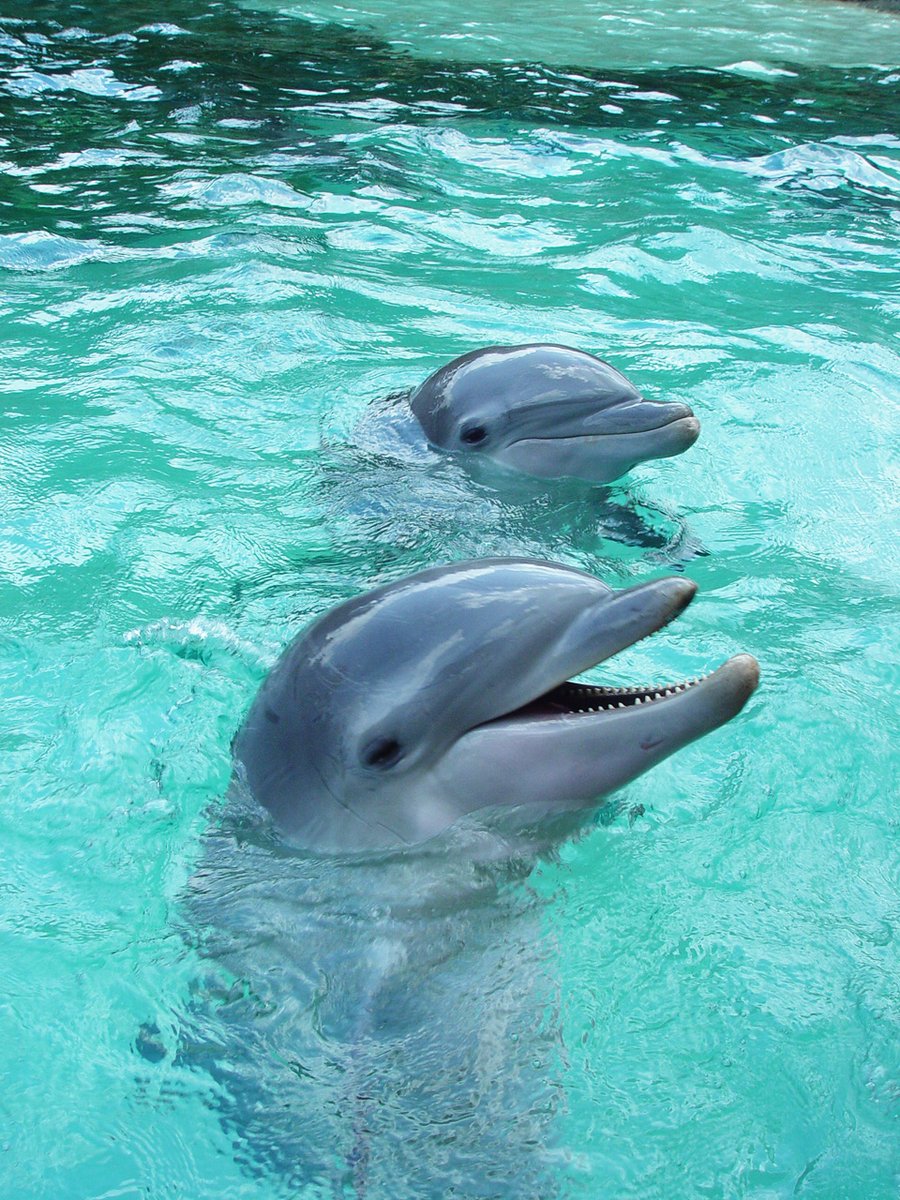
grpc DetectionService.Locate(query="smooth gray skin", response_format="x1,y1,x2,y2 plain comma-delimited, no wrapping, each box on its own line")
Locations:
408,343,700,484
233,558,759,854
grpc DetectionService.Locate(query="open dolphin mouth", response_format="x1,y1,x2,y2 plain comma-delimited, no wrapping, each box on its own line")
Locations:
474,648,757,733
450,576,759,788
488,671,716,720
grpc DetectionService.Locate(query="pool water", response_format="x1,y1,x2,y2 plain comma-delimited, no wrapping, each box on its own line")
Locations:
1,0,899,1196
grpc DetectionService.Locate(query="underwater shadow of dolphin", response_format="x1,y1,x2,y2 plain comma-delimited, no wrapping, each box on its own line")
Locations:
186,559,758,1196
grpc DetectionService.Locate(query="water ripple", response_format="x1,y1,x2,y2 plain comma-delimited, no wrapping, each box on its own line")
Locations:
0,231,105,270
0,0,898,1196
750,140,900,194
4,64,161,100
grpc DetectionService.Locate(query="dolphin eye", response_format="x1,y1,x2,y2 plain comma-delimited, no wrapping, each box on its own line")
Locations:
361,737,404,770
460,423,488,446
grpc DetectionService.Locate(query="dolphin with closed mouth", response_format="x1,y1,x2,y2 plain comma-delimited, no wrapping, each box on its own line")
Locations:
232,557,758,853
405,343,700,485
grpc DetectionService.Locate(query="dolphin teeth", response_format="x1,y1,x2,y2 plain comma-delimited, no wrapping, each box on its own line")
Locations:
549,670,710,718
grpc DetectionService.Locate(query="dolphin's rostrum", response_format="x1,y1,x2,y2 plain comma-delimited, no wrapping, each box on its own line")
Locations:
232,558,759,853
407,343,700,483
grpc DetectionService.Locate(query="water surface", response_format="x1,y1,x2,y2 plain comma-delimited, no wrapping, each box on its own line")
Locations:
1,0,899,1196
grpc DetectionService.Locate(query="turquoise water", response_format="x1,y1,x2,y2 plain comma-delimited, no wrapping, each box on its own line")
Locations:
2,0,899,1195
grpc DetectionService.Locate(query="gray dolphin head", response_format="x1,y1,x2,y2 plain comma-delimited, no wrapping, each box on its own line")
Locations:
408,344,699,484
232,559,759,854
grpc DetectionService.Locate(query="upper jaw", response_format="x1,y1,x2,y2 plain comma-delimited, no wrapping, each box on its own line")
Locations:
507,396,697,442
458,575,700,736
587,397,696,437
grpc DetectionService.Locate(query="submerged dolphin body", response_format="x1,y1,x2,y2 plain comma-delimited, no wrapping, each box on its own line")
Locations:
233,558,757,853
186,811,572,1198
406,344,700,484
197,560,757,1195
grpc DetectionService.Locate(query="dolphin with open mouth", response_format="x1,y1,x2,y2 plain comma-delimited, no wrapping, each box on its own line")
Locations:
233,558,758,852
194,559,759,1194
406,344,700,485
